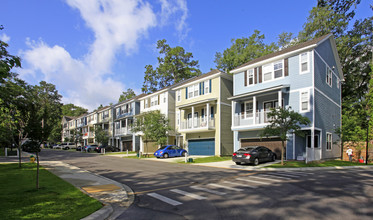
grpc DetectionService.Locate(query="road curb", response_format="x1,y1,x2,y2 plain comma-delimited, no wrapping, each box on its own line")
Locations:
81,204,113,220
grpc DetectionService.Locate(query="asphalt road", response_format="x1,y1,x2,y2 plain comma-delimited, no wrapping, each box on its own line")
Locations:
39,149,373,220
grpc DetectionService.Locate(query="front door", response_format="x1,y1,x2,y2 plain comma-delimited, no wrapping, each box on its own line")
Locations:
187,113,192,128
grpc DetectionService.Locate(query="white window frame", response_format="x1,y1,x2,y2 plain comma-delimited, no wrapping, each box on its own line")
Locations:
244,101,254,119
262,60,284,82
262,63,273,82
300,89,310,112
176,111,180,126
204,80,209,94
144,99,148,108
326,66,333,87
326,132,332,151
188,85,194,99
299,52,309,74
194,84,199,97
273,61,283,79
247,69,254,86
337,78,340,89
177,90,181,102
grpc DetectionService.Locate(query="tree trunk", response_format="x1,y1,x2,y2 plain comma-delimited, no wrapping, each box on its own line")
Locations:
36,151,39,189
18,135,22,168
281,140,285,165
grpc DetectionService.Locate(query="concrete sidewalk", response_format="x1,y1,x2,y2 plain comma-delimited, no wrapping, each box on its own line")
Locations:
40,161,134,220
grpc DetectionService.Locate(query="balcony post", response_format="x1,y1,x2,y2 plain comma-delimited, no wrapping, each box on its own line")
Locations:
192,106,195,128
231,101,235,127
126,118,128,134
207,103,210,127
253,96,256,125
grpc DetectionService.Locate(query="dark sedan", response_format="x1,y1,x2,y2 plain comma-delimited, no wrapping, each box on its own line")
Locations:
232,146,276,166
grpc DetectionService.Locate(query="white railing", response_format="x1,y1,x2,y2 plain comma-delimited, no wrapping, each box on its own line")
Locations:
233,111,271,127
114,127,132,136
180,118,215,130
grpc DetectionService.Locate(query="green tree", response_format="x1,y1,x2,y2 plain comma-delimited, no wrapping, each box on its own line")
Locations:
132,110,171,154
62,103,88,117
261,107,310,165
0,25,21,82
94,126,109,146
214,30,279,72
142,39,201,93
119,88,136,102
71,129,83,149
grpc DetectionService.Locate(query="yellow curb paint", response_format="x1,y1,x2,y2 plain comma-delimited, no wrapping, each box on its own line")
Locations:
82,184,121,193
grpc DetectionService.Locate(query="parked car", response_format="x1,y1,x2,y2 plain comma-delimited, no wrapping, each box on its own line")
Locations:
53,144,62,149
154,145,187,158
84,145,98,152
76,145,83,151
61,142,76,150
232,146,276,166
94,145,119,153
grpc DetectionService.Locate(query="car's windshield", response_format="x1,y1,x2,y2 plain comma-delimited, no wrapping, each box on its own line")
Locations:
238,146,256,152
158,146,168,150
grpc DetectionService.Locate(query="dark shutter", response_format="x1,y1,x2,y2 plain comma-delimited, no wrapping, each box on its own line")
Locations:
202,81,205,95
211,106,214,118
254,68,257,84
201,108,205,119
209,79,212,93
185,87,188,99
259,66,262,83
284,58,289,76
241,103,245,119
244,70,247,86
199,82,202,95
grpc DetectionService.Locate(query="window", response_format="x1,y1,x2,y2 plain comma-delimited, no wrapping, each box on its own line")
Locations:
150,96,158,106
204,80,209,94
263,64,272,81
326,133,332,150
326,67,332,87
337,78,340,89
245,102,253,118
145,99,148,108
274,61,283,78
300,90,309,112
176,90,180,102
176,111,180,126
194,84,199,97
188,85,194,98
300,52,309,73
247,69,254,85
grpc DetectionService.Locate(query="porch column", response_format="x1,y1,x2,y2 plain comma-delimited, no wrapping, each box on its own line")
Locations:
253,96,257,125
278,90,282,108
311,129,315,161
192,106,195,128
126,118,128,134
231,101,235,127
206,103,210,127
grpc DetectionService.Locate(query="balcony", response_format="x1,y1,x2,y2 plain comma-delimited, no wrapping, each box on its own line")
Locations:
114,127,132,136
116,110,133,119
83,132,95,139
232,111,271,129
179,117,215,132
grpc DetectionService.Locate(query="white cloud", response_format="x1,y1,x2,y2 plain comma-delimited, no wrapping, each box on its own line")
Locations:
159,0,189,40
0,33,10,43
17,0,190,111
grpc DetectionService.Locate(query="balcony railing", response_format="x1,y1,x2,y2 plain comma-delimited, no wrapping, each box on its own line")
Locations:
116,110,133,119
180,117,215,130
114,127,132,136
83,132,95,139
233,111,272,127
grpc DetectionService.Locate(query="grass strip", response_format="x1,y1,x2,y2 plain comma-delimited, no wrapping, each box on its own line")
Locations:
265,160,373,168
0,163,102,220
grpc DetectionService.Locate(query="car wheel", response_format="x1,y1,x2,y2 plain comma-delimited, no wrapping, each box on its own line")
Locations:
181,151,186,157
163,153,169,158
272,155,276,162
235,162,241,165
65,147,69,150
253,158,259,166
88,149,91,152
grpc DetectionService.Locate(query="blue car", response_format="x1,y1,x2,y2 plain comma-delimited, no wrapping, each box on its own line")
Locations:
84,145,98,152
154,145,187,158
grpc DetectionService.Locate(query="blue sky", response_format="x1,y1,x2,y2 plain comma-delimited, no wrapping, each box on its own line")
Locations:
1,0,371,111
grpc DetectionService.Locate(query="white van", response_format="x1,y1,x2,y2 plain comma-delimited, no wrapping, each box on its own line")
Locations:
60,142,77,150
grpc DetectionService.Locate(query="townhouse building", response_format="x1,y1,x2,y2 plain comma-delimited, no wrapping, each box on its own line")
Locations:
229,34,343,162
112,94,145,152
138,86,176,154
61,116,75,142
173,69,233,156
95,106,113,146
82,111,97,146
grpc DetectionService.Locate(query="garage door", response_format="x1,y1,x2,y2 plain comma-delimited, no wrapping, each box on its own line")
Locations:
188,139,215,155
143,141,159,154
241,138,283,159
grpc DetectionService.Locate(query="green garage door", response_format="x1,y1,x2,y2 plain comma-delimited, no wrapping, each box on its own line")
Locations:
188,139,215,155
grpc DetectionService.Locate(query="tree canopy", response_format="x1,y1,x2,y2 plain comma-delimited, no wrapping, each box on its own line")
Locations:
0,26,21,82
119,88,136,102
142,39,201,94
62,104,88,117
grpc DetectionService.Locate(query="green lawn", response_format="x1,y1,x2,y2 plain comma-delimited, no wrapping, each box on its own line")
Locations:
105,151,136,155
266,160,373,168
0,163,102,219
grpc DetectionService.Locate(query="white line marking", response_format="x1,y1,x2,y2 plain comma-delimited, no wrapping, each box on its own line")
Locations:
170,189,207,200
250,176,283,182
223,181,257,188
259,174,292,180
190,186,227,195
208,183,244,192
147,193,182,206
236,178,271,185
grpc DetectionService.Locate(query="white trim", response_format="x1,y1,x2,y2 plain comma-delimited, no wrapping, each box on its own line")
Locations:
326,132,332,151
172,72,232,90
314,50,340,80
299,89,310,113
326,66,333,87
289,86,313,94
231,44,317,74
219,101,231,107
306,134,320,148
245,68,255,87
243,100,254,119
299,51,310,74
315,88,341,108
228,85,290,100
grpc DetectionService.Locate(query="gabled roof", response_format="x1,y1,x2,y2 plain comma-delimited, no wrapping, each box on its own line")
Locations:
114,93,147,107
171,69,226,90
231,34,333,74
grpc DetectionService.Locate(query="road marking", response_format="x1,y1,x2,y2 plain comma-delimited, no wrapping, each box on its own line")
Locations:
272,173,303,178
236,178,271,185
190,186,227,195
259,174,292,180
223,181,257,188
285,171,310,176
170,189,207,200
250,176,283,182
147,193,182,206
208,183,244,192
